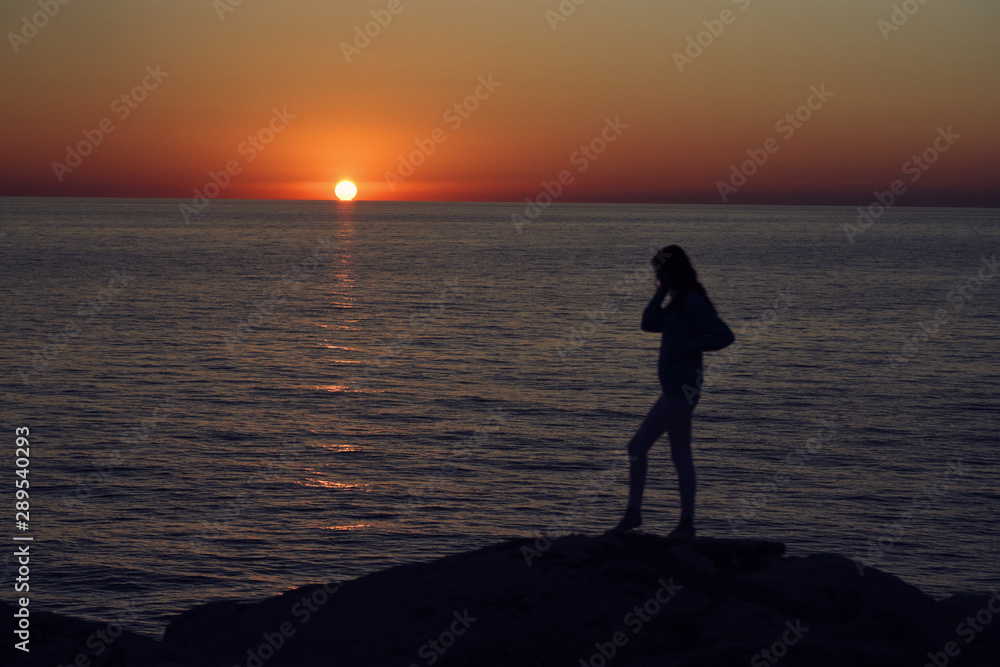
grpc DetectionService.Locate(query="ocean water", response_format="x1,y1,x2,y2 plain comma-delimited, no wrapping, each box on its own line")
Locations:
1,198,998,639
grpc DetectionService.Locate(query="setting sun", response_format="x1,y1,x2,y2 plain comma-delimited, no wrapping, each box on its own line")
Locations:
335,181,357,201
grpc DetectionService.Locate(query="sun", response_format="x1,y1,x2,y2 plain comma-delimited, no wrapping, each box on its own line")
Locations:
334,181,357,201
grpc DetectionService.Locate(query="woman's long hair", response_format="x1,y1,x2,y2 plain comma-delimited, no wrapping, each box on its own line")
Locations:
652,245,717,313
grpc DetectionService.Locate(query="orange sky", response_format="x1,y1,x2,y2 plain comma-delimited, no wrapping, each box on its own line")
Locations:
1,0,998,205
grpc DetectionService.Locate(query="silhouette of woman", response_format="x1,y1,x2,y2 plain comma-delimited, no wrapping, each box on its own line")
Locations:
615,245,734,538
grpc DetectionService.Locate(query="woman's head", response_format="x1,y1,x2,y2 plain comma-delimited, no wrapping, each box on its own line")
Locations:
651,244,717,311
651,245,697,292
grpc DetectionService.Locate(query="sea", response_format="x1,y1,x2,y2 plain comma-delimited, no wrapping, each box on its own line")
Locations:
1,198,997,639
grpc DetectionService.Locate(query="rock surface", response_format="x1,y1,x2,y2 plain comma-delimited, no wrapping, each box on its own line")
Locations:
5,532,999,666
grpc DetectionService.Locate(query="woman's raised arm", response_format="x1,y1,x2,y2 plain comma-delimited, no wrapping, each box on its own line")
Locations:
641,285,670,332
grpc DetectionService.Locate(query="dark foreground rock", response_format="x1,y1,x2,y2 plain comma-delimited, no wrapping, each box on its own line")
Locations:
4,533,999,666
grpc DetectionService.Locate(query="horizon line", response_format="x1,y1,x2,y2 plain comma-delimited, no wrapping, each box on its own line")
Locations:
1,194,998,210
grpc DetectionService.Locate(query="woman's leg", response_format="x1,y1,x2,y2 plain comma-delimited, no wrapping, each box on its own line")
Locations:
619,394,696,532
662,395,696,524
624,394,674,511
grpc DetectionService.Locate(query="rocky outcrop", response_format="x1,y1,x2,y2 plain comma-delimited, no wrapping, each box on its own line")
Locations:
5,532,998,666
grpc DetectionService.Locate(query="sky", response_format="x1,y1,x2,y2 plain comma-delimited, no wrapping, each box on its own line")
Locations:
1,0,998,205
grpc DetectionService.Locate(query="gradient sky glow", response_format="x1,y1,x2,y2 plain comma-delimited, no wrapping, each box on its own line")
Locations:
2,0,998,204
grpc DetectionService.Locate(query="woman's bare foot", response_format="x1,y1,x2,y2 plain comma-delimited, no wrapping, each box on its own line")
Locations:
614,507,642,532
666,515,695,539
